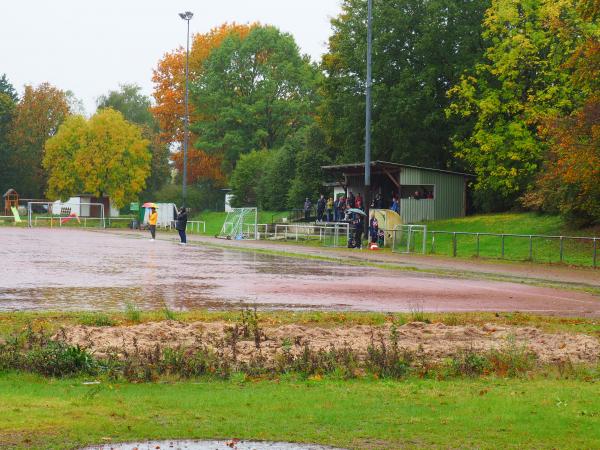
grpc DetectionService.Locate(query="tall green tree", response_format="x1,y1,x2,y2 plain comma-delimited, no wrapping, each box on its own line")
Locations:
228,149,270,207
447,0,586,210
44,108,151,208
259,145,296,210
522,0,600,225
97,84,154,127
287,124,334,208
321,0,489,168
97,84,170,192
0,74,18,195
191,25,320,175
9,83,70,198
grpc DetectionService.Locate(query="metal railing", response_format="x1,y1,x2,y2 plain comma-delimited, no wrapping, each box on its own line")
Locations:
392,225,427,254
273,222,350,247
392,227,598,268
244,223,270,238
32,215,106,228
168,220,206,233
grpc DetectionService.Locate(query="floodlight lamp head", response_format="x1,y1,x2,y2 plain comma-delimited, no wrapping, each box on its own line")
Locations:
179,11,193,20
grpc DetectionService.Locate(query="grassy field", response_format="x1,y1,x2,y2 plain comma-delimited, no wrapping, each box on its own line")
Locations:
415,213,599,267
1,373,600,449
191,210,598,267
1,311,599,448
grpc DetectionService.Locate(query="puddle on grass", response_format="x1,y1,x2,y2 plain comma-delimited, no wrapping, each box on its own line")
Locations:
80,440,345,450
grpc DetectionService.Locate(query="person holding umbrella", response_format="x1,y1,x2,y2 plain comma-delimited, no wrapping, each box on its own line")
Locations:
148,206,158,241
346,208,366,249
175,206,188,245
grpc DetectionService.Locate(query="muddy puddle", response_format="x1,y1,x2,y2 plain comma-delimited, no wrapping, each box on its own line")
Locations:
80,440,344,450
2,228,600,316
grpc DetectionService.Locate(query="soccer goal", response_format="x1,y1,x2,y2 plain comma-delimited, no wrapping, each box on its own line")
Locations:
218,207,258,240
392,224,427,254
27,201,106,228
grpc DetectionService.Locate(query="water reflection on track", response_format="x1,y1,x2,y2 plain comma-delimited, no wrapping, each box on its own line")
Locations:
1,228,599,316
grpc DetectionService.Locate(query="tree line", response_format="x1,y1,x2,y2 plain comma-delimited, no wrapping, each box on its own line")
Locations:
1,0,598,224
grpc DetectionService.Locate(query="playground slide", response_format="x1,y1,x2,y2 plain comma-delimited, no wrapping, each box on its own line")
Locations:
10,206,21,223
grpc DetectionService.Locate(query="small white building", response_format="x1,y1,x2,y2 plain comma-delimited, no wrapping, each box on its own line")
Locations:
52,195,120,217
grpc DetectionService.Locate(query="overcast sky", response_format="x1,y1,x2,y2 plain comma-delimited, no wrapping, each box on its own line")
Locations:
1,0,342,114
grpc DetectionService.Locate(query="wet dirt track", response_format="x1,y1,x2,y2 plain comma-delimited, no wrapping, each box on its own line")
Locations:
1,228,599,316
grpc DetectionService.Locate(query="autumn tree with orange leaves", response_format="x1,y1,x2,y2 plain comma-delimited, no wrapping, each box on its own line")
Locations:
524,0,600,225
8,83,70,198
152,23,255,186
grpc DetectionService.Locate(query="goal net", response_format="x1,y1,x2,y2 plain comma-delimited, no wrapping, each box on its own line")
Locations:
392,224,427,254
27,201,106,228
218,207,258,240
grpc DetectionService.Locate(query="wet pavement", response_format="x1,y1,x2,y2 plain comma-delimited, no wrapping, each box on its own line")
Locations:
1,228,599,315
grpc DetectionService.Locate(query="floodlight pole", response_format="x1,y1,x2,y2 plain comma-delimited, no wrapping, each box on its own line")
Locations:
364,0,373,237
179,11,193,207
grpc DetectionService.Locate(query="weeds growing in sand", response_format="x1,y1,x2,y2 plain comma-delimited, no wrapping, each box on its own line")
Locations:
408,302,430,323
0,325,95,376
0,312,594,383
79,313,116,327
486,334,537,377
125,302,142,323
162,303,177,321
445,348,491,377
239,305,263,348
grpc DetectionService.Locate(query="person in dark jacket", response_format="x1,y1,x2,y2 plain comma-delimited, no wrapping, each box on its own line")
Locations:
304,198,312,221
369,214,379,243
176,206,188,245
316,194,326,222
353,214,364,249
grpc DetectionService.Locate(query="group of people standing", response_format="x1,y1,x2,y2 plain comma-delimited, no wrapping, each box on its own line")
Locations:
146,205,188,245
307,190,403,223
305,192,365,223
304,190,404,249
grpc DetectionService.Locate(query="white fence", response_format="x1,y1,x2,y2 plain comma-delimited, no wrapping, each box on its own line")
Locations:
273,222,350,247
168,220,206,233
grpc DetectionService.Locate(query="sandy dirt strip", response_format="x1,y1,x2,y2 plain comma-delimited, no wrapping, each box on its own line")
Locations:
57,320,600,364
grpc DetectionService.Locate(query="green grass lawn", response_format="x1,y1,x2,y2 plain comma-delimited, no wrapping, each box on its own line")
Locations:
1,373,599,449
194,210,598,267
403,213,600,267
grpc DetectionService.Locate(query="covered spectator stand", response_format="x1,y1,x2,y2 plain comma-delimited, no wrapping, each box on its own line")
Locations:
321,161,472,222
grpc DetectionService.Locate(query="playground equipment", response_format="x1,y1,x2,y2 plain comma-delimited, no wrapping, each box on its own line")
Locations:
218,207,258,240
3,189,18,216
27,201,105,228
